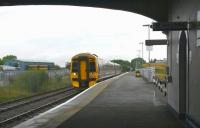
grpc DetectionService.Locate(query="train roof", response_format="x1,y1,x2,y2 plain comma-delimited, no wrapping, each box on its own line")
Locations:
71,53,120,66
72,53,97,60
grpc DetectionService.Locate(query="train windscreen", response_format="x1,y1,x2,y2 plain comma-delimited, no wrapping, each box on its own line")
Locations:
89,62,96,72
72,62,79,72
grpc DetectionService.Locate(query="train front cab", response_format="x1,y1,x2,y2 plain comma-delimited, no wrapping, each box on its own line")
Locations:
71,55,98,88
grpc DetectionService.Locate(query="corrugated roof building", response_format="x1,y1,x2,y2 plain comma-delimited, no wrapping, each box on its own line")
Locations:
4,60,55,70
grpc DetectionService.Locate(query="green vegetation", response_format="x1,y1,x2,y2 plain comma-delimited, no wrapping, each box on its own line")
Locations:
1,55,17,64
111,58,146,72
0,58,3,65
131,57,146,71
0,71,71,103
111,59,131,72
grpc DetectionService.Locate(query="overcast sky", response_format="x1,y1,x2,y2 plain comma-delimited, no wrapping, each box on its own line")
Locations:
0,5,166,67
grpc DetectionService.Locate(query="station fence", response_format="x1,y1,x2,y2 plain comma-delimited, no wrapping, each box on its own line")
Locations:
139,67,155,82
0,69,70,102
0,69,70,86
139,67,167,96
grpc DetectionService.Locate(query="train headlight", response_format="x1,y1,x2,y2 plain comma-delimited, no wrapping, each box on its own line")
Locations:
89,73,96,78
73,72,78,78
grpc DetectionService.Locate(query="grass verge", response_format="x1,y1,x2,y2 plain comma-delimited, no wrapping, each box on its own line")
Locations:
0,71,71,103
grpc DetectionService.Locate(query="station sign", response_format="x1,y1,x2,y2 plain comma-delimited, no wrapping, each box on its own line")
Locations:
151,22,188,31
145,39,168,46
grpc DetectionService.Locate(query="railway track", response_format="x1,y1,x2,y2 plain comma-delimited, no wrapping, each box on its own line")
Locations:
0,87,80,128
0,87,69,107
0,87,73,113
0,75,119,128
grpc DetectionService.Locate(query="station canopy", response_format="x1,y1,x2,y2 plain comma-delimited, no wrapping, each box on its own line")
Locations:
0,0,169,22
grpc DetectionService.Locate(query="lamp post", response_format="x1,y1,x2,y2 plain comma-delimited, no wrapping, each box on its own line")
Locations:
139,42,144,59
143,24,151,64
137,50,141,58
136,50,141,70
139,42,144,67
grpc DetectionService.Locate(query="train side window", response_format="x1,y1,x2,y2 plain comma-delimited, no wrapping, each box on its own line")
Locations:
72,62,78,72
89,62,96,72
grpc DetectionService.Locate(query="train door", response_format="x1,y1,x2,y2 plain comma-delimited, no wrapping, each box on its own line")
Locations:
80,60,87,80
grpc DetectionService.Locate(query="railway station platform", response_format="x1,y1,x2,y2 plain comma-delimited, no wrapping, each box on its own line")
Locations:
15,72,184,128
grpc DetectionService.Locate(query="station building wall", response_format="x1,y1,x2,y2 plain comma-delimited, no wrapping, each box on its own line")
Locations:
167,0,200,125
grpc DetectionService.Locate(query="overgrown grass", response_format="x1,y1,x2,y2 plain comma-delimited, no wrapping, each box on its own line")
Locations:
0,71,71,103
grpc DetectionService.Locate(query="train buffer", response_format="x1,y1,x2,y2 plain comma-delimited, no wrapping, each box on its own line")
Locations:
14,72,184,128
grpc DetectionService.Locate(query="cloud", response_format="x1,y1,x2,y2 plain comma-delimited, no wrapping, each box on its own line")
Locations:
0,5,166,67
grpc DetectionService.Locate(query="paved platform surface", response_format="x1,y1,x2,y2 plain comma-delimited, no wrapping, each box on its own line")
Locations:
57,73,184,128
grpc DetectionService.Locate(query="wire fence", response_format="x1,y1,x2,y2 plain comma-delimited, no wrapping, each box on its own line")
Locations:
0,69,71,102
0,70,70,86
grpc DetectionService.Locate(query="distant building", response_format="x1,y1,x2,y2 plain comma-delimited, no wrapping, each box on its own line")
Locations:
0,65,17,71
4,60,55,70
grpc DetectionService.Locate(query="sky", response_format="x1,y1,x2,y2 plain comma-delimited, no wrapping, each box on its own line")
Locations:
0,5,166,67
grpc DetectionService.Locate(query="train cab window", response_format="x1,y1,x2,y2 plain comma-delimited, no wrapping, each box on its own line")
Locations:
89,62,96,72
72,62,79,72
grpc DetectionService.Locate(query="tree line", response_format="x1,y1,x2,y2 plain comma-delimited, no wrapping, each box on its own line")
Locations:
0,55,17,65
111,57,146,72
0,54,146,72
